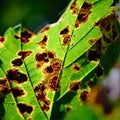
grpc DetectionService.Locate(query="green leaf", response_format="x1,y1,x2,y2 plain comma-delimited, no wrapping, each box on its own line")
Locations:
0,0,119,120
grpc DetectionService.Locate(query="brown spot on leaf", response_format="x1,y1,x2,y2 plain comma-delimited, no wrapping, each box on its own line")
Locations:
80,91,88,102
39,25,50,33
72,63,81,73
69,81,80,92
36,35,48,48
36,91,46,101
81,2,92,11
21,30,33,43
60,26,69,35
48,51,55,59
17,103,33,114
0,36,5,43
11,58,23,67
70,0,77,10
88,39,96,45
41,104,50,111
43,65,53,74
48,76,60,91
87,80,93,88
62,35,71,46
51,59,62,72
75,11,90,28
6,69,28,83
34,83,46,92
18,50,32,59
11,86,25,98
14,35,20,39
0,78,10,95
87,49,100,62
35,52,47,62
36,62,44,69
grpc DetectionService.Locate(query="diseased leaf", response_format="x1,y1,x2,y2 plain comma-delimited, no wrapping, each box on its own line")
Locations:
0,0,119,120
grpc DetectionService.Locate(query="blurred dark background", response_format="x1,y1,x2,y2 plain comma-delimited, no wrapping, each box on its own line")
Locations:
0,0,118,35
0,0,70,35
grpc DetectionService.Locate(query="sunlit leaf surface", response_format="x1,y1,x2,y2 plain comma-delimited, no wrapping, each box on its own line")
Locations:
0,0,119,120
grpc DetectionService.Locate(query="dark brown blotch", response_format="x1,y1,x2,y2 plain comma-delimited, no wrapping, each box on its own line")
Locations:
81,2,92,11
21,30,33,43
35,52,47,62
48,76,60,91
48,51,55,59
72,63,81,73
34,83,46,92
70,0,77,10
80,91,88,102
11,86,25,98
14,35,20,39
69,81,80,92
65,105,72,112
6,69,28,83
41,104,50,111
60,27,69,35
0,36,5,43
17,103,33,114
51,59,62,72
36,91,46,101
18,50,32,59
39,25,50,33
36,35,48,48
87,49,100,61
11,58,23,67
62,35,71,46
0,78,10,95
43,65,53,74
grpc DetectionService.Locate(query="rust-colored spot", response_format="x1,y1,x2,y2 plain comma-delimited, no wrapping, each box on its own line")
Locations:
34,83,46,92
62,35,71,46
36,62,44,69
96,15,113,31
0,78,10,95
0,36,5,43
72,63,81,73
48,51,55,59
36,35,48,48
60,27,69,35
21,30,33,43
69,81,80,92
70,0,77,10
18,50,32,59
88,39,96,45
17,103,33,114
43,65,53,74
43,99,50,106
95,65,104,78
81,2,92,11
80,91,88,102
39,25,50,33
36,91,46,101
51,59,62,72
11,86,25,98
35,52,47,62
48,76,60,91
75,11,90,28
14,35,20,39
27,118,32,120
11,58,23,67
6,69,28,83
87,50,100,61
41,104,50,111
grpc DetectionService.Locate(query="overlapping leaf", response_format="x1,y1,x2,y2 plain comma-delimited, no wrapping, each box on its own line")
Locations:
0,0,119,120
